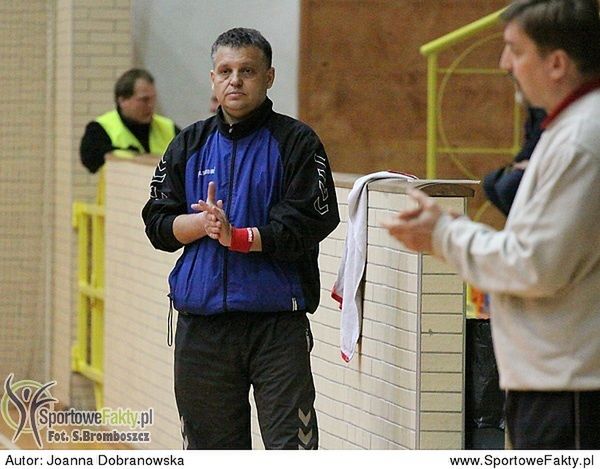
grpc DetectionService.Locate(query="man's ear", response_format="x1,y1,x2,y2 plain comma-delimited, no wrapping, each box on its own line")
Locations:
266,67,275,89
548,49,569,81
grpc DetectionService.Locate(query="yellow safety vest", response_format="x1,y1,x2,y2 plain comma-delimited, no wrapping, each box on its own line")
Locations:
94,110,176,204
95,109,176,158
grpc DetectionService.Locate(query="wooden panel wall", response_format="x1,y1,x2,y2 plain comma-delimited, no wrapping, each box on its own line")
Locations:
300,0,516,226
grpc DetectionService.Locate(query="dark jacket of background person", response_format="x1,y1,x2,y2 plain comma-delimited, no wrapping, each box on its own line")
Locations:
483,107,546,216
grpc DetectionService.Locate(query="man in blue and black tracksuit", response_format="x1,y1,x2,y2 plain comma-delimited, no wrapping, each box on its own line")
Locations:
142,28,339,449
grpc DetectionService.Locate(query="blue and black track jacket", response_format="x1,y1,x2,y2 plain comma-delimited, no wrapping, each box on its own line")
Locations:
142,98,340,316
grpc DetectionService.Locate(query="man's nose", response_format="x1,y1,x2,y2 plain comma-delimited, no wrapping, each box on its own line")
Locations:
499,46,511,72
230,71,242,86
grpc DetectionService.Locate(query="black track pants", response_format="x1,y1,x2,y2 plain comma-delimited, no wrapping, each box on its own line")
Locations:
174,310,318,450
506,390,600,449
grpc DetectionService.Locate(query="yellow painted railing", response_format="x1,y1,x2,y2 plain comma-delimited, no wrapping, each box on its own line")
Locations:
420,7,522,179
71,177,105,409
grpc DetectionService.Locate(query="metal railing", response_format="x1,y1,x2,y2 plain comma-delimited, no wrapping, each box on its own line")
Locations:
71,176,105,409
419,7,521,179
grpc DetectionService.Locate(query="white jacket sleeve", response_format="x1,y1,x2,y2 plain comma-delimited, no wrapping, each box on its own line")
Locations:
433,141,600,298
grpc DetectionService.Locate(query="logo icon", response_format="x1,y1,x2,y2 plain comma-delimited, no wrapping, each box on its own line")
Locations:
1,373,58,448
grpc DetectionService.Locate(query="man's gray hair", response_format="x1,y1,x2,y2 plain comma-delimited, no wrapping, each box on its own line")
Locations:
211,28,272,68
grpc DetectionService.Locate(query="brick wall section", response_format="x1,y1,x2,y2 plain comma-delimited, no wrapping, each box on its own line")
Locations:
104,162,471,449
52,0,75,405
51,0,133,405
352,189,420,449
0,0,49,383
104,158,180,449
311,183,465,449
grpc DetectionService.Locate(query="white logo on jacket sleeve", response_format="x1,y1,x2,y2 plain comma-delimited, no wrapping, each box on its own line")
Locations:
313,154,329,215
149,155,168,199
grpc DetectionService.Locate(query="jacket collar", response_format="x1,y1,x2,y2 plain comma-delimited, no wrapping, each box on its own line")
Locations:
541,77,600,129
216,97,273,139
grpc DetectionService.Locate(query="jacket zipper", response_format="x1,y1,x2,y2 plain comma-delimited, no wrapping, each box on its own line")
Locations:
223,133,237,312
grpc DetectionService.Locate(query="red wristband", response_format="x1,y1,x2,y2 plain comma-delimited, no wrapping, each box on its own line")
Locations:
229,227,254,253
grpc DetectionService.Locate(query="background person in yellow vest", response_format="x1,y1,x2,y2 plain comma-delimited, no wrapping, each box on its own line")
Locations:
80,68,180,173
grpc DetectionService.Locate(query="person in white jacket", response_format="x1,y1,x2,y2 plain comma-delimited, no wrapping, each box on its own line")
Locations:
384,0,600,450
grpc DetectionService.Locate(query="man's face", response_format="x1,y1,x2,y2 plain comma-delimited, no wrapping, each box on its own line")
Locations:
499,21,550,110
211,46,274,123
118,79,156,124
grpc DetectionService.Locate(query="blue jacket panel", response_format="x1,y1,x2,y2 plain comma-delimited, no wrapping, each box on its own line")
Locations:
169,126,303,314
